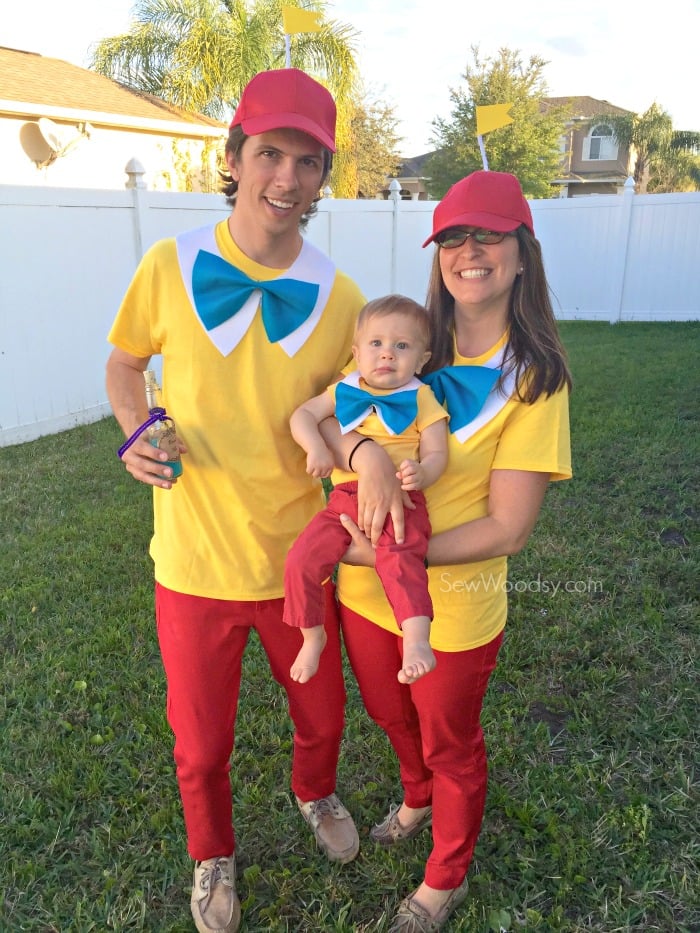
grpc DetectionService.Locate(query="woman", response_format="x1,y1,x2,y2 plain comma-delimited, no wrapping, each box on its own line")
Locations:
337,171,572,930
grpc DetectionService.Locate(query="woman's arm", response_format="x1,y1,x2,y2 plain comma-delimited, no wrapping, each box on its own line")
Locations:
319,417,411,545
427,469,550,564
340,468,550,566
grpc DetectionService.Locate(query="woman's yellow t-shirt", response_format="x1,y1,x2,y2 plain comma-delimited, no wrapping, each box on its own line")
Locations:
337,334,572,651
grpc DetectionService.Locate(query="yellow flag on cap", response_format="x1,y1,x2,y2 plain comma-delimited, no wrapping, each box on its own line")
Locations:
476,103,514,136
282,6,322,34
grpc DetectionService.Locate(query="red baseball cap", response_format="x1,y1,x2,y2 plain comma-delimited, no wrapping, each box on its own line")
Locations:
230,68,336,153
423,170,534,247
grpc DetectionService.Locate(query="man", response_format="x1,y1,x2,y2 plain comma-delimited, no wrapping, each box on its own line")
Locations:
106,68,364,933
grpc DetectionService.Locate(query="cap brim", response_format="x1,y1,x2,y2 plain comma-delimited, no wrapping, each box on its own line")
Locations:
238,112,336,152
422,211,521,248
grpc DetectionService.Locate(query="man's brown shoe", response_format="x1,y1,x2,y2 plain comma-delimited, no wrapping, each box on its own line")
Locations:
190,854,241,933
296,793,360,864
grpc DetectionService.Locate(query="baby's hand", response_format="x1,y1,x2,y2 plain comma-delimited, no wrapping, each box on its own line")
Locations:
397,458,425,491
306,444,334,479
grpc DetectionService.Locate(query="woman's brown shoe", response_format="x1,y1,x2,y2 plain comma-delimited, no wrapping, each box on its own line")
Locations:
369,803,432,846
388,878,469,931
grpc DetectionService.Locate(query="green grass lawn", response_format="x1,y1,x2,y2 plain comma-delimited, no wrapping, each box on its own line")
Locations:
1,322,698,932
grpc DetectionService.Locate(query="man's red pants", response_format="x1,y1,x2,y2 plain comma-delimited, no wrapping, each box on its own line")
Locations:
155,581,347,860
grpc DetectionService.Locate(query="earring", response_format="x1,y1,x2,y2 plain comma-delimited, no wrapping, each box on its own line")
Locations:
518,266,524,274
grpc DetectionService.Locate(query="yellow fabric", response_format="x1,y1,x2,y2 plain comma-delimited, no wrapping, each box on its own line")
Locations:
329,380,448,484
282,6,322,33
337,334,572,651
108,220,365,599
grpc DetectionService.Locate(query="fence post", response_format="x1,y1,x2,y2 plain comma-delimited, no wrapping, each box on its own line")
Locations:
125,157,147,263
610,176,636,324
389,179,401,293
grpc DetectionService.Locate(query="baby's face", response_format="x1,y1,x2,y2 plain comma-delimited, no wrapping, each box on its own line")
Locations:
352,312,431,391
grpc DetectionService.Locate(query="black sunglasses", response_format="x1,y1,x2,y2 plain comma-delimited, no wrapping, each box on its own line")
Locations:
435,228,515,249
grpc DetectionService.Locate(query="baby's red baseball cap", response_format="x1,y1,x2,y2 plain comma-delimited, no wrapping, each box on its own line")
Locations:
230,68,336,152
423,170,534,246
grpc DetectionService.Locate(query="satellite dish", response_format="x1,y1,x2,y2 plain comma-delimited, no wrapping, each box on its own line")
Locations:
20,122,57,167
38,117,67,153
19,118,92,168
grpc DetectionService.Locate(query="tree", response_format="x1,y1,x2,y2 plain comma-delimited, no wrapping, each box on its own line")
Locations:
90,0,362,196
349,90,402,198
601,103,700,193
423,46,568,200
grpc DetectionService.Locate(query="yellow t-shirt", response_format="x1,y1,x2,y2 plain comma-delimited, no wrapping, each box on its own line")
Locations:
108,220,365,599
329,378,449,484
337,334,572,651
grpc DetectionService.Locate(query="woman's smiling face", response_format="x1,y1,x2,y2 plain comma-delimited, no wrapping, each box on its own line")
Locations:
438,227,522,316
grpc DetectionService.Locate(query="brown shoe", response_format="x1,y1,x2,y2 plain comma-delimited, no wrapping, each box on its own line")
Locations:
190,854,241,933
370,803,432,846
296,793,360,864
388,878,469,931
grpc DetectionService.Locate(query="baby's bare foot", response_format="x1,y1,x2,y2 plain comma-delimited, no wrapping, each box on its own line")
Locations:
398,640,436,684
290,628,327,683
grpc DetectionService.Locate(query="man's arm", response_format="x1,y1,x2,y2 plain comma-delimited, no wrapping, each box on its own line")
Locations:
106,347,184,489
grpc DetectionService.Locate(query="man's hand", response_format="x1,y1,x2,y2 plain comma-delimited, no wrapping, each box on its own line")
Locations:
119,434,187,489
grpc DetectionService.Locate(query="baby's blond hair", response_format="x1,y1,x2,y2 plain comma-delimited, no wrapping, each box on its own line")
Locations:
355,294,431,347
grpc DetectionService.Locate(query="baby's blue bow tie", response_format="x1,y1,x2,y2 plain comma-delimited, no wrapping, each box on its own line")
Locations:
421,366,501,432
192,250,319,343
335,382,419,436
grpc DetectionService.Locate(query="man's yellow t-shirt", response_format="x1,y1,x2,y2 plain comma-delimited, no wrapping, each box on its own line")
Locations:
108,220,365,600
337,334,572,651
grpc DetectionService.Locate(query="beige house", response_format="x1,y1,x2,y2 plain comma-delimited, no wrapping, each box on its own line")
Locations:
379,153,432,201
544,96,634,197
385,96,635,200
0,46,227,191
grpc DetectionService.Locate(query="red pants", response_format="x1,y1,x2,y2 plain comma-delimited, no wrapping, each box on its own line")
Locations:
339,604,503,890
284,483,433,630
155,582,347,861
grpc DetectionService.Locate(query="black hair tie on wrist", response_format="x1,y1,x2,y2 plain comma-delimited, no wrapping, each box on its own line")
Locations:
348,436,374,472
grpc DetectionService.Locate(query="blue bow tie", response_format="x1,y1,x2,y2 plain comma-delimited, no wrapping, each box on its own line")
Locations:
191,250,320,343
335,382,419,435
421,366,501,432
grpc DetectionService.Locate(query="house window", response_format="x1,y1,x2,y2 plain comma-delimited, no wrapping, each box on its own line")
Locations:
582,124,618,161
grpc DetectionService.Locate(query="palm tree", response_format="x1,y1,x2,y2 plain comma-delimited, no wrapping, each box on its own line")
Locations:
602,103,700,193
90,0,361,195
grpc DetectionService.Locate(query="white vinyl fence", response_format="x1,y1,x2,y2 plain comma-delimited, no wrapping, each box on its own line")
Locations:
1,169,698,447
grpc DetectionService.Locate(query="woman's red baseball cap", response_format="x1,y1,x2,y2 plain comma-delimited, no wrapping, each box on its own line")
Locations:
230,68,336,152
423,170,534,246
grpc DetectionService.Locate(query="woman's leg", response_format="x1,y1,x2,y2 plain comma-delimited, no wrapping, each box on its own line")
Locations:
411,631,503,890
339,604,432,807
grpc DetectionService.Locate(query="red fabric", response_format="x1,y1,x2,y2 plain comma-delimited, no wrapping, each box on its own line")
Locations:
340,604,502,889
155,581,346,860
284,482,433,630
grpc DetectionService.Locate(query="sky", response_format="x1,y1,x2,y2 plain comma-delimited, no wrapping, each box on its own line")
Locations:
3,0,699,155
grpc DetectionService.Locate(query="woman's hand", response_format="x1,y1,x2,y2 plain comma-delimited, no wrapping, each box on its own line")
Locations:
339,514,377,566
353,441,414,546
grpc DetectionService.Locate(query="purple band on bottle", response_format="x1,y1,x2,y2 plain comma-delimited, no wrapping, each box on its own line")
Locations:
117,407,173,459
